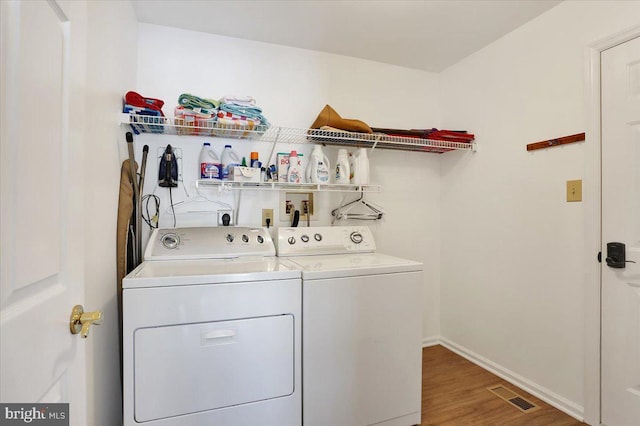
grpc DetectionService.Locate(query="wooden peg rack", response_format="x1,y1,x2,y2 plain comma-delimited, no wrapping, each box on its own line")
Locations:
526,132,585,151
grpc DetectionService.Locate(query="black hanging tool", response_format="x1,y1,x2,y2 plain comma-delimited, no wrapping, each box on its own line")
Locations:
159,144,178,188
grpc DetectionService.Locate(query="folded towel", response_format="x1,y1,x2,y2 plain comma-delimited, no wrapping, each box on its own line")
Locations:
220,103,262,118
217,114,260,127
219,103,269,126
219,95,256,106
124,104,162,116
174,106,216,119
125,91,164,115
178,93,219,112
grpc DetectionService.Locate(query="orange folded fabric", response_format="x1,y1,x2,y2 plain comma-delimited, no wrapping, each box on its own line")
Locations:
310,105,373,134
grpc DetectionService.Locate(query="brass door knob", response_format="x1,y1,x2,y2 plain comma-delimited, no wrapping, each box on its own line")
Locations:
69,305,103,338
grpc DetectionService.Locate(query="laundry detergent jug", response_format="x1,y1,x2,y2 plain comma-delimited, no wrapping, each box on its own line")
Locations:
305,145,331,183
335,149,350,184
287,150,303,183
352,148,370,185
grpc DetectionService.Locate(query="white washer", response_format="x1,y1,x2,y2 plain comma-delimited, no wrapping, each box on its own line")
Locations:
122,227,301,426
276,226,423,426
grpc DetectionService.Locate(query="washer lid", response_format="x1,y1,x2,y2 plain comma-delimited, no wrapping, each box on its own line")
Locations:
284,253,423,280
123,257,300,289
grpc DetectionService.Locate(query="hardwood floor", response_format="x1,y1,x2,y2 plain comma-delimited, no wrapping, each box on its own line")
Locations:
421,345,584,426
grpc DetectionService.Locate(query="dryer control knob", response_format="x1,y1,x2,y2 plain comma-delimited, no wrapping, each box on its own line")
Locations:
350,232,363,244
257,235,264,244
242,234,249,243
226,234,234,243
314,233,322,242
288,236,296,245
301,235,309,243
161,233,180,249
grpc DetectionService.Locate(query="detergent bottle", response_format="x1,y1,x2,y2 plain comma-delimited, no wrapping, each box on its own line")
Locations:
348,151,356,183
335,149,350,184
305,145,331,183
220,144,241,180
352,148,370,185
199,142,221,179
287,150,303,183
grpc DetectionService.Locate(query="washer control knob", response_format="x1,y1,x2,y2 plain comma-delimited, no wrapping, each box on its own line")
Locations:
301,234,310,243
161,233,180,249
226,234,234,243
257,235,264,244
288,236,296,245
242,234,249,243
314,233,322,242
350,232,363,244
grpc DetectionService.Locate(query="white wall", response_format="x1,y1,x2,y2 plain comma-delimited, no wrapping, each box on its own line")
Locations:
84,2,138,425
439,0,640,419
135,24,444,339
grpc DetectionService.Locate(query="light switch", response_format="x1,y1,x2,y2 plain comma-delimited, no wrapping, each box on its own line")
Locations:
566,180,582,202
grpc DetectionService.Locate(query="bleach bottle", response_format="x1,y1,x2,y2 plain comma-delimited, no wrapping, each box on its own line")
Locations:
305,145,331,183
199,142,221,179
220,144,241,180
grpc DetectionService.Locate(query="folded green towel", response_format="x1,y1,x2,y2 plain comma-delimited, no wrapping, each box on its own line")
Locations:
178,93,220,112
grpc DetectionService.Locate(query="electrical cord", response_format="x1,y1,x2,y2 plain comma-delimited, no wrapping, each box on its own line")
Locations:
141,194,160,229
168,186,176,227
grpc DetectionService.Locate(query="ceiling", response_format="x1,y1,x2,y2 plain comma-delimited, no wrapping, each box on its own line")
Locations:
132,0,562,73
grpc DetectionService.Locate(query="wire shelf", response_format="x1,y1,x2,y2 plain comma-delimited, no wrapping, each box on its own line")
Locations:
195,180,382,193
121,113,475,153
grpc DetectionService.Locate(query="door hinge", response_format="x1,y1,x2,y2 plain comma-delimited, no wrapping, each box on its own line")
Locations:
597,251,601,263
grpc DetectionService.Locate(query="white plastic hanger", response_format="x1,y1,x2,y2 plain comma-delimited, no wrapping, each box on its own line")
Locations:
331,191,384,222
166,192,232,215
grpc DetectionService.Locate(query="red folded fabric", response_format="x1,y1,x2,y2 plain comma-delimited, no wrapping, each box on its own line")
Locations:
373,127,474,144
125,91,165,114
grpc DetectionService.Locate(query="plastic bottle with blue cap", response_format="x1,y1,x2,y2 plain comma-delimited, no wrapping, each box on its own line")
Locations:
220,144,241,180
199,142,221,179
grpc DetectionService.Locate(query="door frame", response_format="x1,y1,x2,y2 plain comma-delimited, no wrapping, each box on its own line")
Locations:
584,24,640,426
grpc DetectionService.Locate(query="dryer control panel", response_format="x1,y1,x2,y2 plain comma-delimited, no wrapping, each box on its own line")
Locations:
276,226,375,257
145,227,275,260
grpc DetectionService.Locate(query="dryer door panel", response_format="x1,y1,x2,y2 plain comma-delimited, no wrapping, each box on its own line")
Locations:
134,314,294,422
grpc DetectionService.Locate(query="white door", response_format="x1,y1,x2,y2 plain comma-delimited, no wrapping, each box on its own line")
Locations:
1,1,88,424
601,35,640,426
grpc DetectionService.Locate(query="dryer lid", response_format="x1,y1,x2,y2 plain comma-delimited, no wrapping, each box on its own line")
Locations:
123,257,300,288
145,227,275,260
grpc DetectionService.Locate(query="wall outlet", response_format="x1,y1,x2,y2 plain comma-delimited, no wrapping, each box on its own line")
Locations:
262,209,274,227
217,210,234,226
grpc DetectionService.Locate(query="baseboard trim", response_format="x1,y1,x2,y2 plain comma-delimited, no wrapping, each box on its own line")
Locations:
422,336,440,348
437,337,585,422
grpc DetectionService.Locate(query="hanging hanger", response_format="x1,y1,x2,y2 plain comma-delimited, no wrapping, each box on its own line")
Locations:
165,192,233,215
331,191,384,222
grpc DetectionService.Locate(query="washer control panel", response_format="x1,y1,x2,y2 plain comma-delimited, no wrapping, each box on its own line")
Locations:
145,227,275,260
276,226,375,256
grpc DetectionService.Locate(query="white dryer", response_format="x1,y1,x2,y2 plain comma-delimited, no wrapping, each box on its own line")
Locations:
276,226,423,426
122,227,301,426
